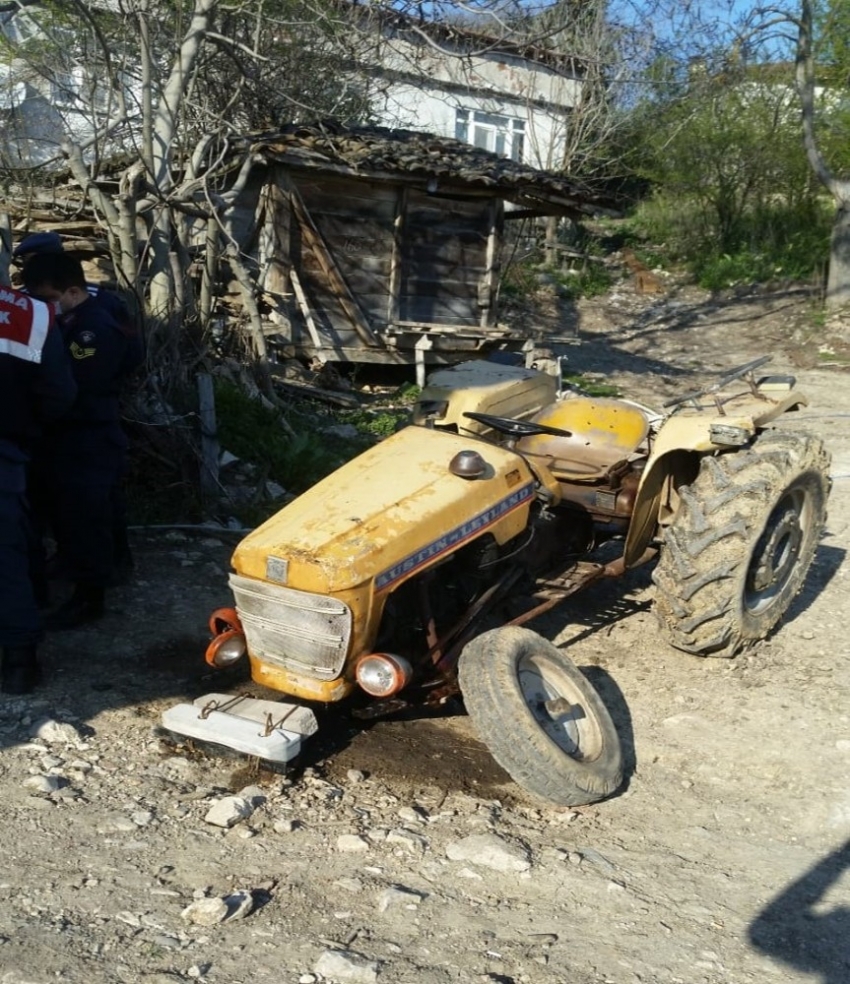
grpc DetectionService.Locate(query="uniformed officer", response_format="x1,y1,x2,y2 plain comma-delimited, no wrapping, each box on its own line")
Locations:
13,231,137,334
0,282,76,692
14,232,143,581
23,252,143,630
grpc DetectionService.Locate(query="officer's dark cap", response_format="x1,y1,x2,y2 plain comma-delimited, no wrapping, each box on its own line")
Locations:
13,232,64,259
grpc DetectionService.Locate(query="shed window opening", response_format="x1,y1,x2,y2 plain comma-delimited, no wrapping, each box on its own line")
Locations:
455,109,525,162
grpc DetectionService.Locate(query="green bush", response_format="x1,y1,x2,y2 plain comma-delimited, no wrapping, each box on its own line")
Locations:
629,196,832,289
501,228,615,302
214,381,354,494
333,380,421,438
336,406,411,439
623,199,693,265
619,59,839,289
554,262,613,300
562,373,621,398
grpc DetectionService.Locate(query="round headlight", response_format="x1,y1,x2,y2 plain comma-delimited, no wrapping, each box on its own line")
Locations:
205,630,247,668
355,653,413,698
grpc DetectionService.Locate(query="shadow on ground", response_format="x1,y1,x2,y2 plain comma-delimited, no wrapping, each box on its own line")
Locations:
784,542,846,626
567,283,816,384
750,839,850,984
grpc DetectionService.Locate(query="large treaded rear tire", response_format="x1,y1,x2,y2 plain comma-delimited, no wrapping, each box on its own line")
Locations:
652,430,830,657
458,626,623,807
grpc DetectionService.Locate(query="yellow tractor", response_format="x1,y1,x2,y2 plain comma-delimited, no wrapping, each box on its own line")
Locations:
163,357,830,807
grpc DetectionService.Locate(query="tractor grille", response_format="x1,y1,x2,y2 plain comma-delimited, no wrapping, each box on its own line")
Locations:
229,573,352,679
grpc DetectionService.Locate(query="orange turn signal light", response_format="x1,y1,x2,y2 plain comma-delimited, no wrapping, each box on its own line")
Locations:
208,607,241,637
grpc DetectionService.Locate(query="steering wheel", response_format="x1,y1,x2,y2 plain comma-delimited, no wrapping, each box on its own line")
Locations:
463,412,572,439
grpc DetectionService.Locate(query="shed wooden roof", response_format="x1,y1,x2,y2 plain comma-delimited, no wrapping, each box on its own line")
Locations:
245,122,617,217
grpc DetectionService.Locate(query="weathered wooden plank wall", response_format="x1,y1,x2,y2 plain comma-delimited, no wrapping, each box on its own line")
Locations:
399,192,492,327
296,175,397,340
209,162,510,361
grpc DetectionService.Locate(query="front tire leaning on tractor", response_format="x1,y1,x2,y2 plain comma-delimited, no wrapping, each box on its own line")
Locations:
458,626,624,807
653,430,830,658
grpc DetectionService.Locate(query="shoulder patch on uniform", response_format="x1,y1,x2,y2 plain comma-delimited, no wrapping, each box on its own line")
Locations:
78,330,96,345
70,340,96,360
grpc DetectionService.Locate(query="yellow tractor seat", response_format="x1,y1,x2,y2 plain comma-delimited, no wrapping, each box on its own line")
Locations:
516,397,650,481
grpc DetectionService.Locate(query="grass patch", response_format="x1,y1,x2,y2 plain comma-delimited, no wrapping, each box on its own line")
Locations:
628,196,832,289
553,262,613,300
818,349,850,365
562,373,621,398
500,222,622,303
215,381,357,495
691,236,829,291
336,406,411,439
210,377,426,525
500,257,542,301
335,380,421,438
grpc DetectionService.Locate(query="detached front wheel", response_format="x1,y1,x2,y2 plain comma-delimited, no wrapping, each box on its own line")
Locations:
653,430,830,657
458,626,623,807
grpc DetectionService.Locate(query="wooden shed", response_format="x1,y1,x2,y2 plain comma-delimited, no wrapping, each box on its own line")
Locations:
223,122,611,374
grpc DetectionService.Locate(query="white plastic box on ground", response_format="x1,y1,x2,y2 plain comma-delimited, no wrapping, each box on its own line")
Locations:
161,693,318,765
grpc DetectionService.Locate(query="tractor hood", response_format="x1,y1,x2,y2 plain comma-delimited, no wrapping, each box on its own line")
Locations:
233,426,536,595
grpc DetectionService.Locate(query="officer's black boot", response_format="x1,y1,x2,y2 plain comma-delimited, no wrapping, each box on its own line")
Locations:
45,583,105,631
1,645,42,695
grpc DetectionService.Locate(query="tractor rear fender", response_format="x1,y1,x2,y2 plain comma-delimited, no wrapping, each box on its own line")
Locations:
622,390,807,568
623,448,702,569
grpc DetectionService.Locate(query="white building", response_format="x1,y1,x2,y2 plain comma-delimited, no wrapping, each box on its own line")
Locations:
364,18,583,171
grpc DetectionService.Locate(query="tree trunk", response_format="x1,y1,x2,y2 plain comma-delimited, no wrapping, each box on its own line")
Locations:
826,200,850,311
199,218,220,326
146,0,220,318
148,207,175,319
798,0,850,311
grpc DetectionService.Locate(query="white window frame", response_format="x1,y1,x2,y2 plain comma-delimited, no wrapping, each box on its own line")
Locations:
455,109,525,162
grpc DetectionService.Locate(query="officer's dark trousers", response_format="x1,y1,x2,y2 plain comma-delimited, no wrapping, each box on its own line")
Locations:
0,446,42,647
50,424,126,589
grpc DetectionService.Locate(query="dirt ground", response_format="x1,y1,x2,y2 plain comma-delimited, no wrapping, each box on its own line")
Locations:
2,279,849,984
